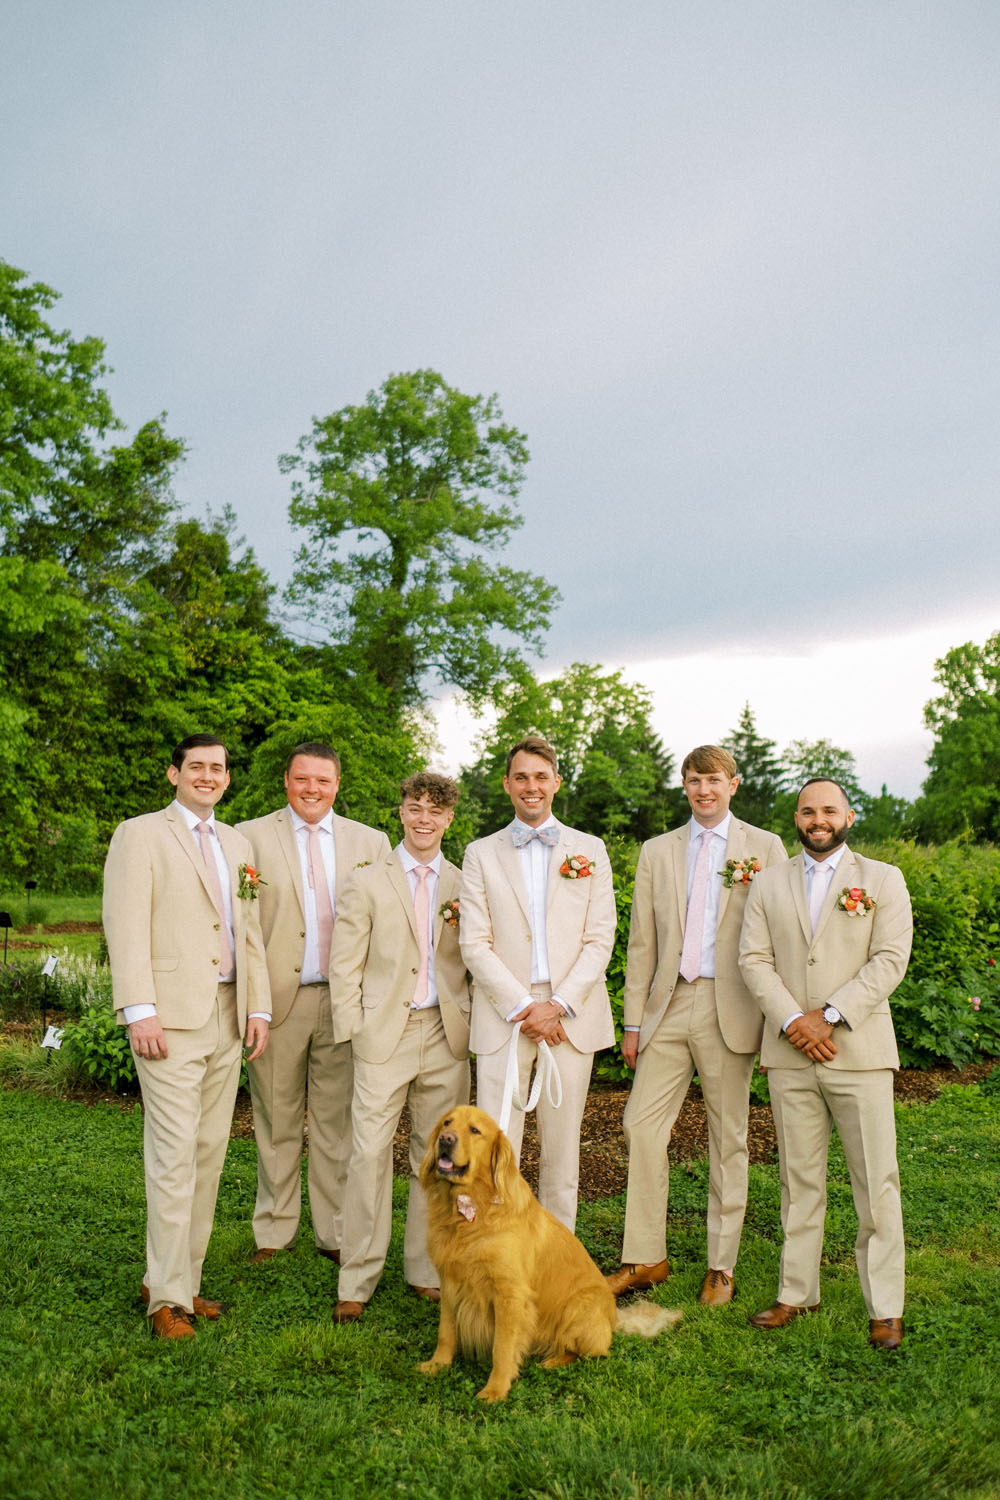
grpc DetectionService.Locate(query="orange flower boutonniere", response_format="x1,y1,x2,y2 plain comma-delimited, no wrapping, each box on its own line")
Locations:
560,854,595,879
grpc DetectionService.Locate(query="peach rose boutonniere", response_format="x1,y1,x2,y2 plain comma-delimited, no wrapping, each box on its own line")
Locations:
237,863,267,900
439,898,460,927
560,854,595,879
837,886,876,917
721,857,762,888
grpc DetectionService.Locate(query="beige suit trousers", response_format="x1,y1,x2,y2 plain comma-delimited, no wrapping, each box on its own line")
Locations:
474,985,595,1233
622,978,755,1269
132,984,242,1315
337,1008,470,1302
769,1063,904,1318
248,982,351,1252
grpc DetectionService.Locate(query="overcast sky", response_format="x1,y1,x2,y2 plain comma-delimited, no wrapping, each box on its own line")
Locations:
4,2,998,797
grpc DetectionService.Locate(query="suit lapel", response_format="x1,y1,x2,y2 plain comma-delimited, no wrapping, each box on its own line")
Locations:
546,825,568,913
788,853,812,943
813,848,855,942
671,828,688,931
216,822,243,928
166,805,222,911
276,809,306,916
498,826,531,923
717,819,744,930
386,855,419,944
435,861,460,949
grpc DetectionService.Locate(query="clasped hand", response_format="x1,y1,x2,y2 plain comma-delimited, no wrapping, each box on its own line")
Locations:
518,1000,568,1045
785,1008,838,1063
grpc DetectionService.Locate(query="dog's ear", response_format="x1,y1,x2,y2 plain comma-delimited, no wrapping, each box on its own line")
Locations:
489,1127,520,1202
419,1113,446,1189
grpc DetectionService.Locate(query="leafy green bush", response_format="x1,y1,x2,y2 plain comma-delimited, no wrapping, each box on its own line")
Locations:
0,952,111,1023
60,1002,138,1093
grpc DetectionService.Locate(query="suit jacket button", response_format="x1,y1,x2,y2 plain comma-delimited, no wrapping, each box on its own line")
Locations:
411,966,418,975
213,922,220,931
294,966,301,974
299,931,306,939
808,958,816,965
212,957,220,966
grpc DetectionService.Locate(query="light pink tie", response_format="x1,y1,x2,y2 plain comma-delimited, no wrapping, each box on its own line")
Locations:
808,864,831,933
306,824,334,978
679,829,713,983
412,865,431,1007
196,820,235,978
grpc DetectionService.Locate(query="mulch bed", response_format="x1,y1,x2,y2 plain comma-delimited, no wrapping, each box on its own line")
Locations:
4,1012,995,1202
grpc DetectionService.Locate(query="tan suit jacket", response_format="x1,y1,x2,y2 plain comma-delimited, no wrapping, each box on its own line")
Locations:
624,819,787,1054
236,807,391,1022
739,848,912,1069
104,805,270,1029
460,822,616,1056
329,855,471,1063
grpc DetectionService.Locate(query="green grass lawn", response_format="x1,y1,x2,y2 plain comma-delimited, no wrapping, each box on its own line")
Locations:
2,1083,999,1500
0,891,103,963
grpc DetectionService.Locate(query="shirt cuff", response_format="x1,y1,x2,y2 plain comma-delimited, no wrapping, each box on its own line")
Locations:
551,993,572,1017
505,995,535,1023
247,1012,271,1022
782,1011,805,1032
123,1004,158,1026
624,1025,640,1032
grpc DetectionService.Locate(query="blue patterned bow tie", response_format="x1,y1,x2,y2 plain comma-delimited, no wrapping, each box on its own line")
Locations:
511,823,560,849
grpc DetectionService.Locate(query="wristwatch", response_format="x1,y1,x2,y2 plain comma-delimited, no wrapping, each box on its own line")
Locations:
822,1004,844,1028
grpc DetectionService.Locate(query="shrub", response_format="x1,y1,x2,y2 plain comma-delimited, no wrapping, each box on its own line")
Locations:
0,951,111,1023
60,1002,138,1093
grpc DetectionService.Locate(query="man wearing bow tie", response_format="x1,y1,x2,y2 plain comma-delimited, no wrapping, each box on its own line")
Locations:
459,736,616,1230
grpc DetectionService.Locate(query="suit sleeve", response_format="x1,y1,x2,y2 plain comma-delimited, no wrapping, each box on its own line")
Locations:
764,832,789,868
738,876,801,1036
103,820,156,1015
622,842,656,1028
550,837,616,1012
458,841,533,1019
826,865,913,1026
328,873,374,1043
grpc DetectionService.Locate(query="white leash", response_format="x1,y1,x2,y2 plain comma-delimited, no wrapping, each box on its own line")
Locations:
496,1020,563,1135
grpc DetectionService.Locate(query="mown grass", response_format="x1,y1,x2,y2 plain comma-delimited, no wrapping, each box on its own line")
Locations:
2,1084,999,1500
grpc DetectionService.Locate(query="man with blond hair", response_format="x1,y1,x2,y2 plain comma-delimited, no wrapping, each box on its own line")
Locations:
608,745,787,1306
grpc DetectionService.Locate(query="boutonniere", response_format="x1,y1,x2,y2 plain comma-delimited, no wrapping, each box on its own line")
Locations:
560,854,594,879
439,898,460,927
837,886,876,917
721,857,761,888
237,863,267,900
354,859,372,869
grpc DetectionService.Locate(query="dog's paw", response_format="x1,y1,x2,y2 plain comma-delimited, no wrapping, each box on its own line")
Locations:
418,1358,448,1376
476,1381,511,1403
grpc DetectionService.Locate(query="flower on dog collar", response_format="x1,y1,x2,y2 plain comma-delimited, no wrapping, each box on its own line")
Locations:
838,886,875,916
456,1194,476,1221
721,857,761,888
237,863,266,900
560,854,594,879
439,898,460,927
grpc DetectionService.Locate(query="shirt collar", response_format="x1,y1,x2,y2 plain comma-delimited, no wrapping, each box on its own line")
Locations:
688,812,731,845
173,799,215,832
397,844,442,876
803,844,848,876
289,806,335,835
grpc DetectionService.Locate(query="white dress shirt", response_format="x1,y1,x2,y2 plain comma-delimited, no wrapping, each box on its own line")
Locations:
506,817,571,1021
685,812,732,979
290,806,337,985
397,845,442,1009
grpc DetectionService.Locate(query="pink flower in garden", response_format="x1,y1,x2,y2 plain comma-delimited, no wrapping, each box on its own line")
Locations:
969,996,982,1011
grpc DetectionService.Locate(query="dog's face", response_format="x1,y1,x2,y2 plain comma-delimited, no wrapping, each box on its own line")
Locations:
420,1105,518,1200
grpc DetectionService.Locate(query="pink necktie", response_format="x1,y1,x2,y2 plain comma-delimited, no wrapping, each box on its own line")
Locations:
306,824,334,979
196,820,235,978
679,829,713,983
412,865,431,1007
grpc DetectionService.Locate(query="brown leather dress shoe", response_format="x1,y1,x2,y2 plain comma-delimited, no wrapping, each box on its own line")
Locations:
141,1285,227,1320
334,1300,365,1324
698,1269,735,1307
750,1301,820,1329
409,1285,441,1304
869,1317,904,1350
150,1305,195,1340
317,1248,341,1265
606,1260,670,1297
249,1247,279,1265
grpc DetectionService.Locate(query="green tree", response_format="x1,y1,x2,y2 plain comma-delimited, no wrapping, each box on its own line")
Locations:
282,370,559,714
912,632,1000,842
1,261,184,886
770,737,868,836
721,703,784,828
460,663,679,843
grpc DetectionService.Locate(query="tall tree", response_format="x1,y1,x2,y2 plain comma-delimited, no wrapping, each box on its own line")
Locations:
460,663,679,843
912,632,1000,842
721,703,785,828
283,370,559,715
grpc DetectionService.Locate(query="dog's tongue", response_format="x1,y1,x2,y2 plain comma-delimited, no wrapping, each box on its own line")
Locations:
437,1154,453,1172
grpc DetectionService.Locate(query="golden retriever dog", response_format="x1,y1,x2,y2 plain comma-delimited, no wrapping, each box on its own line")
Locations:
418,1105,681,1402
